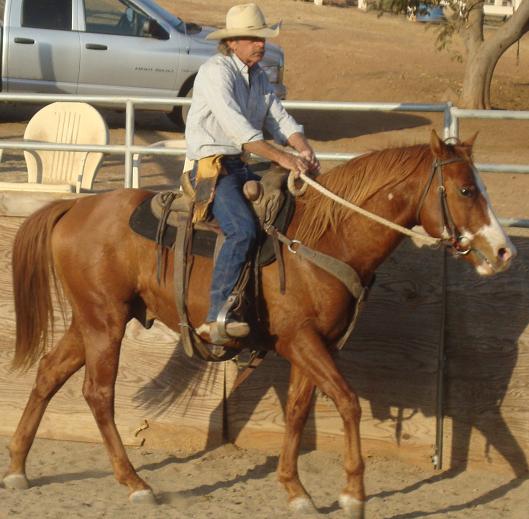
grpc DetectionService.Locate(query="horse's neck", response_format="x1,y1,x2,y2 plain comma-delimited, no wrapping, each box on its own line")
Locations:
312,163,427,280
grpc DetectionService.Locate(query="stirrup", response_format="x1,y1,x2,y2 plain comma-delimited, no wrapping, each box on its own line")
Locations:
196,321,249,345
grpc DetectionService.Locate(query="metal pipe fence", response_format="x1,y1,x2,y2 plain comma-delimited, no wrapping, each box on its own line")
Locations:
0,93,528,227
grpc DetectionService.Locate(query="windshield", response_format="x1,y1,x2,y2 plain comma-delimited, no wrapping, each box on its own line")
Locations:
140,0,183,30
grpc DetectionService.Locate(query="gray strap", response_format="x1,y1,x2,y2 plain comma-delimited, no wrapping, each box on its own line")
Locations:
173,215,194,357
264,225,364,300
334,287,367,351
264,225,369,351
296,243,364,300
229,351,268,395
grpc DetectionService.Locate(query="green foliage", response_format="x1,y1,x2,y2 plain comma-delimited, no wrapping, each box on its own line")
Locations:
373,0,474,62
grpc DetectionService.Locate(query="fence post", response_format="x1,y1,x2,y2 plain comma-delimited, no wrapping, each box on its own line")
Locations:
433,248,447,470
124,100,135,189
449,106,459,141
443,102,452,140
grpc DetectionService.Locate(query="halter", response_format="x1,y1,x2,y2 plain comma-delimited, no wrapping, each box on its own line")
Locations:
415,157,472,256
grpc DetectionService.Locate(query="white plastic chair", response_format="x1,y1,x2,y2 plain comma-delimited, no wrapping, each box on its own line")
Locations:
0,102,109,192
132,139,192,188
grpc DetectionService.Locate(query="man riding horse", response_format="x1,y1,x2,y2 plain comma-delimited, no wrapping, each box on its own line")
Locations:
185,3,320,344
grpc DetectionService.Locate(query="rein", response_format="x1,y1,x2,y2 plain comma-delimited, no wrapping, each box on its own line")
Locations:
295,155,471,253
296,172,441,247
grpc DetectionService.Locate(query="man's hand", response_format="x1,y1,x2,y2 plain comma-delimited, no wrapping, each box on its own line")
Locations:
242,138,317,178
277,152,310,179
299,149,321,174
286,132,321,175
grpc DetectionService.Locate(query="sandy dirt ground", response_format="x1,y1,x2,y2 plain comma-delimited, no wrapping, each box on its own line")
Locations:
1,1,529,518
1,436,529,518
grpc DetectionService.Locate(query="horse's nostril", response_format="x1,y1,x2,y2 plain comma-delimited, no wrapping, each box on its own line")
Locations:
498,247,511,262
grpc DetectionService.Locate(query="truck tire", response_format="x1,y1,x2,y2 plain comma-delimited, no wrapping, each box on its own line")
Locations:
167,76,195,130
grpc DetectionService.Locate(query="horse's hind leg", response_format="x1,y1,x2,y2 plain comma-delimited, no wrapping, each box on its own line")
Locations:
4,323,85,489
80,307,155,504
277,365,317,514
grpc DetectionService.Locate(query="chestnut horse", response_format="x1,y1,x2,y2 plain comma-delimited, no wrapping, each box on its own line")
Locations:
3,132,515,517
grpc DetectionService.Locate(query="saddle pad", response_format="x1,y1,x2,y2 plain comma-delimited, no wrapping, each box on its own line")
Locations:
129,192,295,266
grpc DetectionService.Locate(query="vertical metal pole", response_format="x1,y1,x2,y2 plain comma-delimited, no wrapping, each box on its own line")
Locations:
433,247,447,470
124,100,135,188
443,102,452,140
449,106,459,141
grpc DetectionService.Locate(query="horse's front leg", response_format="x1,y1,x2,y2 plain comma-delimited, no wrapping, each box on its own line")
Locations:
278,325,365,519
278,364,317,513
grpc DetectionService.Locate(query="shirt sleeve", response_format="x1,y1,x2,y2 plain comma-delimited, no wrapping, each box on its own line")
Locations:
263,80,304,145
198,62,263,147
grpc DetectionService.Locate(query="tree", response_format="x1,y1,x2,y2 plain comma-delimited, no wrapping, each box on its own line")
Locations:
386,0,529,108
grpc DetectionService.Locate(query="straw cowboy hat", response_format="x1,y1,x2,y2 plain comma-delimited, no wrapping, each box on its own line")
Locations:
206,3,281,40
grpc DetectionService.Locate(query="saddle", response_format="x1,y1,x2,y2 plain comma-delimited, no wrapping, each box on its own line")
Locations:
130,166,294,266
129,165,295,362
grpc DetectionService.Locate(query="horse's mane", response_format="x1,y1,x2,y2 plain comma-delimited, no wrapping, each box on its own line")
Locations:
295,144,432,247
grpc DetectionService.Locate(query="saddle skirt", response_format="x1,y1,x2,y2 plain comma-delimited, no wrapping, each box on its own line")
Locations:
129,168,295,267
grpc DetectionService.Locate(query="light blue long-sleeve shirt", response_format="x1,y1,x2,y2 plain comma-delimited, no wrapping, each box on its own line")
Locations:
185,53,303,160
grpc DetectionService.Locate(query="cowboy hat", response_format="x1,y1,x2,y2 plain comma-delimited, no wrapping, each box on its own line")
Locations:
206,3,281,41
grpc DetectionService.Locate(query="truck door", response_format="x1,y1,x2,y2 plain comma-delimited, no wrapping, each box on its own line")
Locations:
5,0,80,93
78,0,181,97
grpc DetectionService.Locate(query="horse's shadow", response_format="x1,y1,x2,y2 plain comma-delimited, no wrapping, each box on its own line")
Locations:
133,236,529,513
154,455,278,504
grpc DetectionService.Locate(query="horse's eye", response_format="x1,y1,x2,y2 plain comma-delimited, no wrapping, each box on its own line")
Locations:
460,186,475,198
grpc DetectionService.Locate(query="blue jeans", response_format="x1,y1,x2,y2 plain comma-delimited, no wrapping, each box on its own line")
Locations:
206,156,260,322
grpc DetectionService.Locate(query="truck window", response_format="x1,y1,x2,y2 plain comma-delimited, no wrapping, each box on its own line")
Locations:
22,0,72,31
84,0,152,38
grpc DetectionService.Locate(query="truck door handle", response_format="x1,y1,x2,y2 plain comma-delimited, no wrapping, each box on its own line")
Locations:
14,37,35,44
85,43,108,50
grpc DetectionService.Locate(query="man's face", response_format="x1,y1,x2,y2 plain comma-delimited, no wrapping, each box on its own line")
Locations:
228,37,266,67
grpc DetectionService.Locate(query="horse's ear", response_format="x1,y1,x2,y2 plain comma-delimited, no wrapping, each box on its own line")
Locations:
461,132,478,149
430,129,446,158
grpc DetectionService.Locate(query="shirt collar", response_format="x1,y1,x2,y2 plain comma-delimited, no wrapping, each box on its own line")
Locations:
230,53,260,84
231,53,249,75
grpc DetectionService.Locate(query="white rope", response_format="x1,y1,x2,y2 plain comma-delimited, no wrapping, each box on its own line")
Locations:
295,171,441,247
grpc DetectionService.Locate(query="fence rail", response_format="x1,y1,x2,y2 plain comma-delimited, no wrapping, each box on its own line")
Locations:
0,92,528,227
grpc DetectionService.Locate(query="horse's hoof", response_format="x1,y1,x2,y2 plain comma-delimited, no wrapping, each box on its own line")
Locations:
289,496,320,516
129,489,157,505
339,494,365,519
3,473,30,490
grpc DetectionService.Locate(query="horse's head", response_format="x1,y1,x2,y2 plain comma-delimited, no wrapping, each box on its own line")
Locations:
418,130,516,276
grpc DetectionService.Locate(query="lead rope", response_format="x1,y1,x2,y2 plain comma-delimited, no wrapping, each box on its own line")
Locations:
294,171,442,247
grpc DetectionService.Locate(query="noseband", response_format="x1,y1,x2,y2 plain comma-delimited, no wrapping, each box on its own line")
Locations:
415,157,472,256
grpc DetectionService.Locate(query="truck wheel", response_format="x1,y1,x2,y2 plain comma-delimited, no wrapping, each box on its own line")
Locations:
167,78,194,130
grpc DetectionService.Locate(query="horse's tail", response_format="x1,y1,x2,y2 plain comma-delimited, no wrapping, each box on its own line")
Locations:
12,199,77,371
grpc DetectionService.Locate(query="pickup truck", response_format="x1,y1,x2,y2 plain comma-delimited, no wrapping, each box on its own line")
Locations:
0,0,286,128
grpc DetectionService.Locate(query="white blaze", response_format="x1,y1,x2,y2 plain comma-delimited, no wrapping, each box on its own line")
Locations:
472,167,515,255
